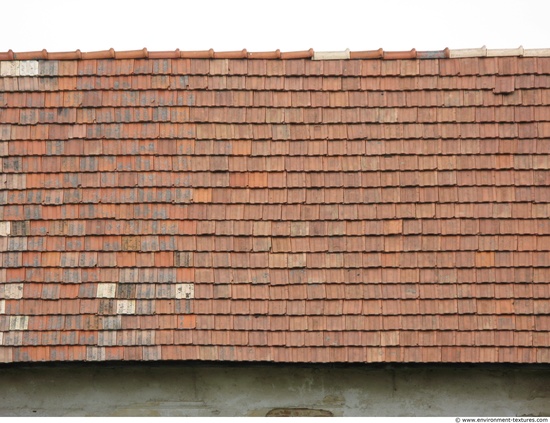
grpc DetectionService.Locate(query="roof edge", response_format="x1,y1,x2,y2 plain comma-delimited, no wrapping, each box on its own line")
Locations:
1,47,549,61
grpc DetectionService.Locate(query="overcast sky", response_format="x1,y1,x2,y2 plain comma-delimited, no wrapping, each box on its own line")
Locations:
1,0,550,53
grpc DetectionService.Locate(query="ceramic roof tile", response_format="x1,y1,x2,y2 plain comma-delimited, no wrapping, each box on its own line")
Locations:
0,49,549,363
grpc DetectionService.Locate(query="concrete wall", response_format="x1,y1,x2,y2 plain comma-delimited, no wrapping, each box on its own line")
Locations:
0,363,548,417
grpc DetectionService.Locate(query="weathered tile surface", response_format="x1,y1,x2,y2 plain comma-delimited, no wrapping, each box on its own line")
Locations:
0,52,549,363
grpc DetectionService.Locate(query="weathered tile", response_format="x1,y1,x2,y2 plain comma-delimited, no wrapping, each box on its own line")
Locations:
0,52,547,364
9,315,29,331
97,283,117,298
116,300,136,315
175,283,195,300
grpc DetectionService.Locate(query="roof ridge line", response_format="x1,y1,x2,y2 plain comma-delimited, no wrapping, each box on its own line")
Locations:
450,45,550,58
1,47,550,61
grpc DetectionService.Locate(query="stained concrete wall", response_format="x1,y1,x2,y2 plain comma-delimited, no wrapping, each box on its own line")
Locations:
0,363,549,417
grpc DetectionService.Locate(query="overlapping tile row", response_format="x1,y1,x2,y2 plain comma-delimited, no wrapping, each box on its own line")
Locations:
0,55,549,363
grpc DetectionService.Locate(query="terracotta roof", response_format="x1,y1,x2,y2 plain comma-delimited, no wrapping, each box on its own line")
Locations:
0,49,549,363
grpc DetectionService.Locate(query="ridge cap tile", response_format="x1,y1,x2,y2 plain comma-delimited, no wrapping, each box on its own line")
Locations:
3,47,550,62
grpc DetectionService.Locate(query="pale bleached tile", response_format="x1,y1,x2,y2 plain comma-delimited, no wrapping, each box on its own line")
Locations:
0,222,10,237
19,61,39,76
4,283,23,299
117,299,136,314
175,283,194,299
0,61,19,77
9,315,29,330
97,283,117,298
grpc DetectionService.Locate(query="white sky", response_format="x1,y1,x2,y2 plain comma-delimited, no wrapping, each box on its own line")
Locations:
1,0,550,53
